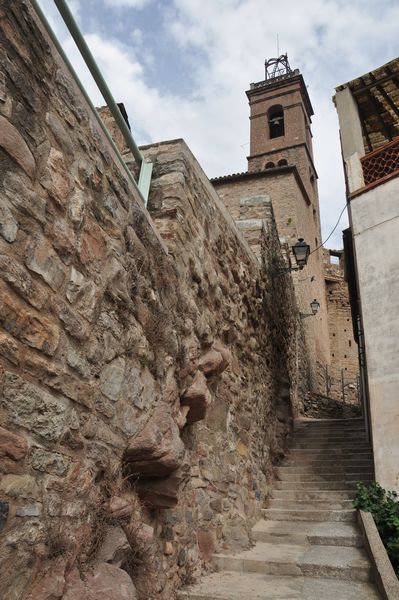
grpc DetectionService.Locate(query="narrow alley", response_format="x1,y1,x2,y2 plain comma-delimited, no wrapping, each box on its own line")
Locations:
179,417,381,599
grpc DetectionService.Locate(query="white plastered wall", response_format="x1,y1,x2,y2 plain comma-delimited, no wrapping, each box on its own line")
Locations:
351,178,399,491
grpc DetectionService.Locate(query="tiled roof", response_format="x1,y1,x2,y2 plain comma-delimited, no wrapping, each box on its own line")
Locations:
211,165,291,184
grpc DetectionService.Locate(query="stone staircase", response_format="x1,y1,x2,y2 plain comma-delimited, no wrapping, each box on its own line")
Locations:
178,417,382,599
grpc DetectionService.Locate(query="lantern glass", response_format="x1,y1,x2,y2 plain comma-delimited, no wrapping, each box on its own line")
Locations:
310,299,320,315
292,238,310,268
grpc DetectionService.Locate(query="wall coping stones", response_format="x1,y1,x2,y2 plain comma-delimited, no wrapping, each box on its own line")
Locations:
358,509,399,600
141,139,260,269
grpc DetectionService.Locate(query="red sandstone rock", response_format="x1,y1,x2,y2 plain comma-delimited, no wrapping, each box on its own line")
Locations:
0,426,28,460
63,563,137,600
212,341,232,372
0,115,35,179
78,218,107,269
198,349,224,375
181,371,212,423
25,233,66,291
136,471,182,508
163,541,174,555
175,405,190,429
136,523,154,545
107,495,134,520
198,342,231,376
26,557,67,600
0,282,60,355
42,148,70,207
97,526,130,566
197,529,215,561
123,522,154,549
124,403,185,477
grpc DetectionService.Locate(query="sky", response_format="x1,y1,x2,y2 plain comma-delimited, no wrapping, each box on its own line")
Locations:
37,0,399,248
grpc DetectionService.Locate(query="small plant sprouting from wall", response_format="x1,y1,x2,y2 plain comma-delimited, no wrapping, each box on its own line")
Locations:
41,464,157,599
354,482,399,576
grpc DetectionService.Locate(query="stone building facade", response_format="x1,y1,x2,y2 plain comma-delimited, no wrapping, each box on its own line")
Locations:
0,4,309,599
212,59,330,390
323,249,359,401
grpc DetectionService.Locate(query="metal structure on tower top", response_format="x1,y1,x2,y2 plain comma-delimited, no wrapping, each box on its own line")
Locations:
265,54,293,80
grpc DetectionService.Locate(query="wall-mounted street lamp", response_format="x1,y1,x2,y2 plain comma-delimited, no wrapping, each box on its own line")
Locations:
300,299,320,319
274,238,310,276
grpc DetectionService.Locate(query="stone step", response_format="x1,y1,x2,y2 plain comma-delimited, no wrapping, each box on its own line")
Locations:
292,426,367,433
252,519,363,547
294,422,366,430
282,457,373,467
275,471,373,483
295,418,365,425
291,441,371,449
294,420,366,432
287,447,372,455
271,489,356,501
263,508,357,522
276,460,373,473
212,542,372,582
294,429,367,438
275,477,373,486
291,436,369,444
294,428,367,435
289,446,373,458
274,479,370,491
276,464,373,474
268,499,354,510
177,571,381,600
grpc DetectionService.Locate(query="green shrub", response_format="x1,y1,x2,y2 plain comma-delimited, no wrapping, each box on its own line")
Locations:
354,482,399,576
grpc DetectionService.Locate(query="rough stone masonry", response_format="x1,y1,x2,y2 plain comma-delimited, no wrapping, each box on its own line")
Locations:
0,2,309,599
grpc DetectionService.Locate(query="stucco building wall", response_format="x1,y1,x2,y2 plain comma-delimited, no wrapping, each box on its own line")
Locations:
350,178,399,490
334,59,399,491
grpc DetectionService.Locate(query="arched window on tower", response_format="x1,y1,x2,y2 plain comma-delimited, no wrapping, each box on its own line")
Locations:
268,105,284,139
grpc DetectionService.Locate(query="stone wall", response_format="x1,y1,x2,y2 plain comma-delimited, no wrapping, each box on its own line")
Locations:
0,3,306,599
213,169,330,392
323,249,359,402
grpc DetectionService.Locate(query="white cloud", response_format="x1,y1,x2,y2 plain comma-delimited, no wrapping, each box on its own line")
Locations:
160,0,399,246
103,0,151,7
35,0,399,248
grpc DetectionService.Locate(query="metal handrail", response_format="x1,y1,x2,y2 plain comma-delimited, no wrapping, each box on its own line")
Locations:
30,0,153,204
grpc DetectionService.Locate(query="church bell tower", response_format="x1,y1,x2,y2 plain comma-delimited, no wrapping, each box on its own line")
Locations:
246,55,317,205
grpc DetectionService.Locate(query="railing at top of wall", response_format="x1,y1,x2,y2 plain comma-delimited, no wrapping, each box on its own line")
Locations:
361,136,399,188
31,0,153,205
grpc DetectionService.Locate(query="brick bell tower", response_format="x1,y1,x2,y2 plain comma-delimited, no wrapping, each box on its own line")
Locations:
246,55,317,204
245,55,330,384
212,56,331,389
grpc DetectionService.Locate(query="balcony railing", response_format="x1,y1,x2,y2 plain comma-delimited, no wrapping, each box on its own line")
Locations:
361,136,399,187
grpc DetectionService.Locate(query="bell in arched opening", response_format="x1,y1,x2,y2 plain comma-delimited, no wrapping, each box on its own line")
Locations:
268,104,285,139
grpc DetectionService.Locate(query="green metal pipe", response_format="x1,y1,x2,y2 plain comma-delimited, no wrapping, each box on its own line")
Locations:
54,0,144,167
29,0,151,204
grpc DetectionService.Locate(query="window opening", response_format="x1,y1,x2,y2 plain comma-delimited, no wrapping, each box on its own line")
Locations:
268,105,284,139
